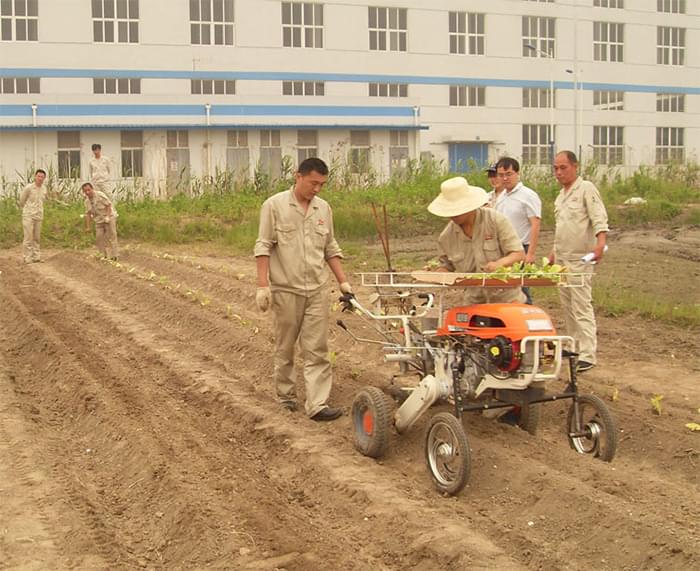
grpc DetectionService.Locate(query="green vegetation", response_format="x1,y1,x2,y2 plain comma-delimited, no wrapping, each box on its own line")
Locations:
1,159,698,327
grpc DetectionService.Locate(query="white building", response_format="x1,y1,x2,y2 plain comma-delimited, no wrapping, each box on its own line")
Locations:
1,0,697,195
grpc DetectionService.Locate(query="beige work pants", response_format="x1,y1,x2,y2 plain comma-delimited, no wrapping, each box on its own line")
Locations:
95,219,119,259
272,288,332,417
558,260,597,364
22,217,42,262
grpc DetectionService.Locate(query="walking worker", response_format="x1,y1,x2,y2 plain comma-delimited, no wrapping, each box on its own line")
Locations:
89,143,116,200
19,168,47,264
82,182,119,260
254,157,351,421
492,157,542,304
428,176,525,304
550,150,609,373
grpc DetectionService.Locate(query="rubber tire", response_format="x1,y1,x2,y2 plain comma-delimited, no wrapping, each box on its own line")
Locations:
424,412,471,496
498,404,540,435
351,387,394,459
516,403,541,435
566,394,618,462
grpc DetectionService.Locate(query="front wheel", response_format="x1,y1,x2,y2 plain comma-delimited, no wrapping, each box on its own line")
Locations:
424,412,471,495
351,387,394,458
566,394,618,462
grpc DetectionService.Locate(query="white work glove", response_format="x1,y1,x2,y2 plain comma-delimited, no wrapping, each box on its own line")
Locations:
339,281,353,295
256,286,271,312
103,216,111,223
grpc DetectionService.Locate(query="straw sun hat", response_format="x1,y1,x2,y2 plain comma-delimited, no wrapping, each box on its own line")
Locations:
427,176,489,217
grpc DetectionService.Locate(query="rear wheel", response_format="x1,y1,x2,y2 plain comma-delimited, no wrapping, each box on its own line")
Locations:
499,404,541,435
351,387,394,458
424,412,471,495
567,394,618,462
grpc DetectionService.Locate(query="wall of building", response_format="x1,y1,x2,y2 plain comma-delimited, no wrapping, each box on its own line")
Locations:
1,0,698,195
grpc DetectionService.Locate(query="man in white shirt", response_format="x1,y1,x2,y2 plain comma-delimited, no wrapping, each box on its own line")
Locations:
492,157,542,304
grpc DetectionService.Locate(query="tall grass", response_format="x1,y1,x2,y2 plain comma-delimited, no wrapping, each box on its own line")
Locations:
1,159,698,252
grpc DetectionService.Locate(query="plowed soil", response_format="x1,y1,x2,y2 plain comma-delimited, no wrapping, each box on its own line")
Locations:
1,229,698,571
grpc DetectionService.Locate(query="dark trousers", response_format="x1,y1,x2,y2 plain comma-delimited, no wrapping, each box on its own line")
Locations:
522,243,533,305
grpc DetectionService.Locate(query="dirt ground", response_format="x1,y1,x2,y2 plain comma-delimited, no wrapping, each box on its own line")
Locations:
1,227,698,570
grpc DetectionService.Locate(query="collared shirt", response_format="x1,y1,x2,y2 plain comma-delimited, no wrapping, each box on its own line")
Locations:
89,156,114,185
84,190,117,223
488,182,542,245
19,183,45,220
554,176,609,260
437,208,525,303
254,187,343,295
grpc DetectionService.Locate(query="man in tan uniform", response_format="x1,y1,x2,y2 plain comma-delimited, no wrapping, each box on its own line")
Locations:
19,169,47,263
89,144,115,200
82,182,119,260
429,176,526,304
254,157,351,421
550,150,609,372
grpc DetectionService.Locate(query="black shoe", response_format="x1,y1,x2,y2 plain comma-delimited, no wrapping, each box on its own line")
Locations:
311,407,342,421
577,361,595,373
281,401,298,412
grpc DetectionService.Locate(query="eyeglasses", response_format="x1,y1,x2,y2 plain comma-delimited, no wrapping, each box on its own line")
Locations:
497,171,516,178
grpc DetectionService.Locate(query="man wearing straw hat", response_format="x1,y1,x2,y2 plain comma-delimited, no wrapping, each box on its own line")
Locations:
428,176,526,304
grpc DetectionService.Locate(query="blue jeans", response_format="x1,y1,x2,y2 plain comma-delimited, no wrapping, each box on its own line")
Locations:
522,243,533,305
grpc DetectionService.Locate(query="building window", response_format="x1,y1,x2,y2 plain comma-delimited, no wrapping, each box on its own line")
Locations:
282,80,324,96
93,78,141,94
297,130,318,164
92,0,138,43
522,88,554,108
593,90,624,110
282,2,322,48
191,79,235,94
657,0,685,13
655,127,684,164
349,130,370,174
656,93,685,113
259,130,281,178
58,131,81,179
448,12,484,55
368,6,407,52
0,77,40,93
190,0,234,45
522,124,553,166
449,85,485,107
1,0,38,41
121,130,143,177
657,26,685,66
389,130,409,176
593,22,623,62
592,126,624,165
368,83,407,97
594,0,624,7
226,130,249,176
522,16,555,57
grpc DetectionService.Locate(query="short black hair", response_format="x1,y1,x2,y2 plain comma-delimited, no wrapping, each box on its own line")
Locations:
91,143,102,151
35,168,46,176
297,157,329,176
556,150,578,165
495,157,520,173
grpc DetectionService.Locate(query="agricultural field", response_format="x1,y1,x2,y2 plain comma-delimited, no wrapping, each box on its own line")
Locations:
1,225,698,570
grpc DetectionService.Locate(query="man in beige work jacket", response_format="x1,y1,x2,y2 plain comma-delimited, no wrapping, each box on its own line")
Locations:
254,157,351,421
429,176,526,304
550,150,609,373
19,168,47,263
89,144,115,200
82,182,119,260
